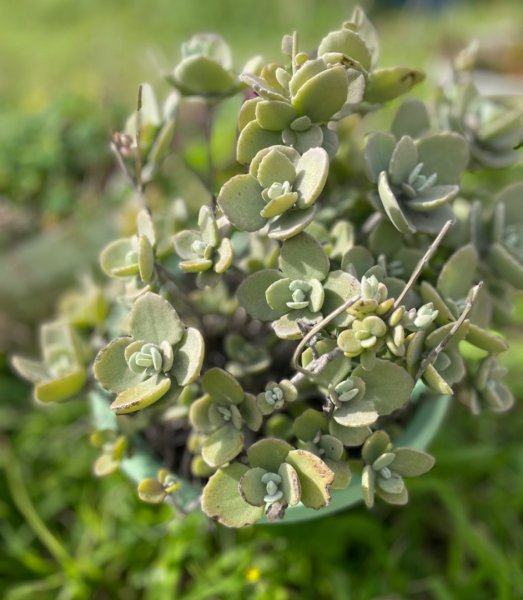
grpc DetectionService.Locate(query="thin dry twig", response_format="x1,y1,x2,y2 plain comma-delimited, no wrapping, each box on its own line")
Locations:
291,293,361,377
394,219,454,309
416,282,483,379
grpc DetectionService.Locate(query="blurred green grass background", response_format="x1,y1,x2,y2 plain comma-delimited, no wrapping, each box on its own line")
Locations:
1,0,523,598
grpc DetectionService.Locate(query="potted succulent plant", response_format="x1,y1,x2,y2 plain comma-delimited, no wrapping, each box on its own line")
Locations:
12,7,521,528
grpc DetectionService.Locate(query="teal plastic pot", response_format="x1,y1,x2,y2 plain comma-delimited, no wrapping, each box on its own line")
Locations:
90,383,451,525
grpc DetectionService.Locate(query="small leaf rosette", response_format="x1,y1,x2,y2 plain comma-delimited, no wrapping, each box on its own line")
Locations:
167,34,238,97
189,368,262,468
237,59,353,163
94,292,204,414
316,9,424,106
173,205,233,288
218,145,329,240
438,81,523,169
12,321,87,403
459,356,514,415
365,128,468,235
202,438,335,527
361,431,435,508
238,232,359,339
100,209,157,284
293,409,351,490
225,333,271,378
256,379,297,415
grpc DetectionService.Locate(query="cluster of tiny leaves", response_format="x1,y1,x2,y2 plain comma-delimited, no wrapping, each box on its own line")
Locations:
12,7,521,528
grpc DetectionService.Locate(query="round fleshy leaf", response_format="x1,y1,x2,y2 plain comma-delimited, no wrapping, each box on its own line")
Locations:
11,357,48,384
260,192,298,219
376,486,409,505
497,182,523,224
408,185,459,211
137,209,156,245
202,367,244,405
272,310,322,340
322,270,361,327
239,467,268,506
214,238,233,274
240,393,263,432
422,364,453,395
268,206,317,240
198,205,219,246
100,238,138,278
293,409,327,442
377,170,416,235
279,232,329,281
362,431,391,464
256,148,297,188
465,324,508,354
416,133,469,185
333,398,379,427
362,465,375,508
138,234,155,282
110,375,171,414
437,244,478,301
237,120,283,165
279,462,301,506
180,258,213,272
326,458,352,491
171,327,205,386
249,144,300,177
388,136,418,186
173,55,236,95
130,292,184,346
247,438,292,472
202,463,264,528
173,230,202,260
202,424,244,467
320,435,344,461
217,173,266,232
354,359,414,416
318,28,372,70
265,278,293,314
489,243,523,289
286,449,334,510
237,269,283,321
94,337,143,393
294,147,329,209
391,448,435,477
365,67,425,104
328,420,370,447
255,100,296,131
188,394,215,433
364,132,395,183
406,204,455,236
341,245,375,278
137,479,166,504
238,97,260,130
391,99,431,140
292,65,349,123
301,339,351,389
34,369,86,403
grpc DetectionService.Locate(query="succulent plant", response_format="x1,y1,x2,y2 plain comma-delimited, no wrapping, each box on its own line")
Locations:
93,292,204,414
437,81,523,169
11,8,521,529
364,125,469,235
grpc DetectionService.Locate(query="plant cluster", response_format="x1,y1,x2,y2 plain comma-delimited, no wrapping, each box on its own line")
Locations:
12,7,522,527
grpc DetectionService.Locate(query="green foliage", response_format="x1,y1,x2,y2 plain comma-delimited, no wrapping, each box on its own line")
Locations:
10,5,523,534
